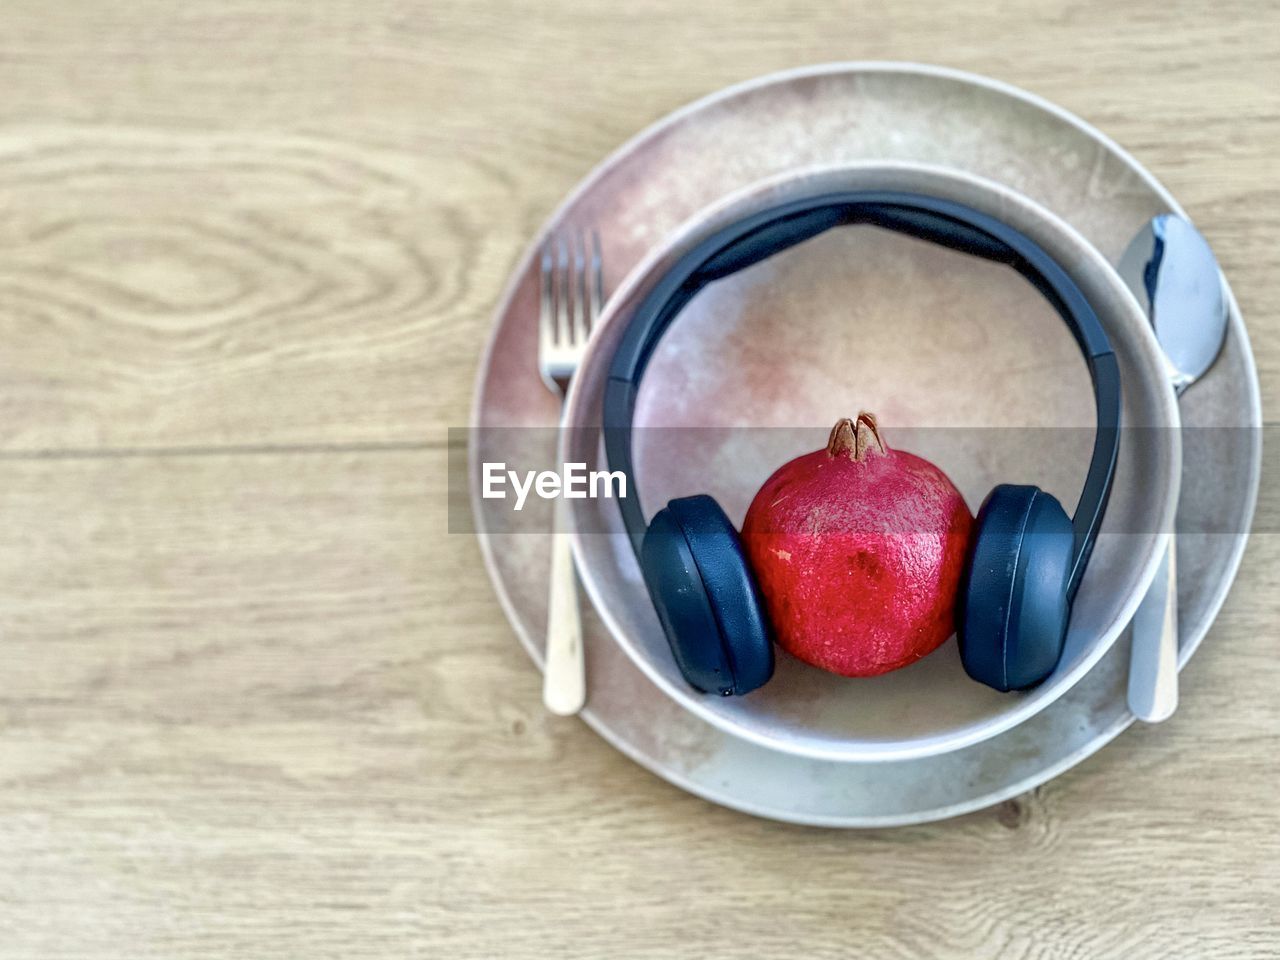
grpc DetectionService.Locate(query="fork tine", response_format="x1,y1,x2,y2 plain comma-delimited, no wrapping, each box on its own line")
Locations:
539,242,554,347
556,236,570,346
571,234,588,344
588,230,603,327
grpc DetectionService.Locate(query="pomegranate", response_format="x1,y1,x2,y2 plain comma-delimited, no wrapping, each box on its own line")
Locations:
742,413,973,677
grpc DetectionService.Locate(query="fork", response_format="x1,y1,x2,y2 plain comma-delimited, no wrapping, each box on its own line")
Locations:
539,231,603,715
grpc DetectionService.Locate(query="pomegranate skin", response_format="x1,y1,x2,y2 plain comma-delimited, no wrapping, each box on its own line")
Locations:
741,416,973,678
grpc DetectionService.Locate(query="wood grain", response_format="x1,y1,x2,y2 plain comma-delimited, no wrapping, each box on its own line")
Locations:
0,1,1276,957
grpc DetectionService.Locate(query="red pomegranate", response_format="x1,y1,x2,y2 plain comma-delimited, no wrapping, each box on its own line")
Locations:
742,413,973,677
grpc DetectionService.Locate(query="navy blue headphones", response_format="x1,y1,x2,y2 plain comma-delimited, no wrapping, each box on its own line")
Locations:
602,191,1121,696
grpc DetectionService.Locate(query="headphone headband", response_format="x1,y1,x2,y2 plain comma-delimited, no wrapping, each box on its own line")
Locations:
603,191,1120,598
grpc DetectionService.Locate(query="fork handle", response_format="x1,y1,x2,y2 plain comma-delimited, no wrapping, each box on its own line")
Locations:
543,496,586,715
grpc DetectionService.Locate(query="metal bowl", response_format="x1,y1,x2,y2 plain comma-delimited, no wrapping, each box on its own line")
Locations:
559,162,1180,763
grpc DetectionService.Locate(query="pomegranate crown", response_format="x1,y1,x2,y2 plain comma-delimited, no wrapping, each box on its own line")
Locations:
826,412,887,462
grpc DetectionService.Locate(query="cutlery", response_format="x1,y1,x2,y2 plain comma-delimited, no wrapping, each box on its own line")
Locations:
1117,214,1228,723
538,231,603,715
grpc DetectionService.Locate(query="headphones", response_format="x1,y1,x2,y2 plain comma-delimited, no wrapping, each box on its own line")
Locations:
603,191,1121,696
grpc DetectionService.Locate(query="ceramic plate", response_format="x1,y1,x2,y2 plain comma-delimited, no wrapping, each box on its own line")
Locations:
469,63,1261,825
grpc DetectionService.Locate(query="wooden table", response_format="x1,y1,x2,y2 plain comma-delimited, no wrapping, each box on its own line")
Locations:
0,2,1275,957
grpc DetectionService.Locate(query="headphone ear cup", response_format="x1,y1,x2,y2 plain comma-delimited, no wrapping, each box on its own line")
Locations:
959,484,1075,691
640,495,774,696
